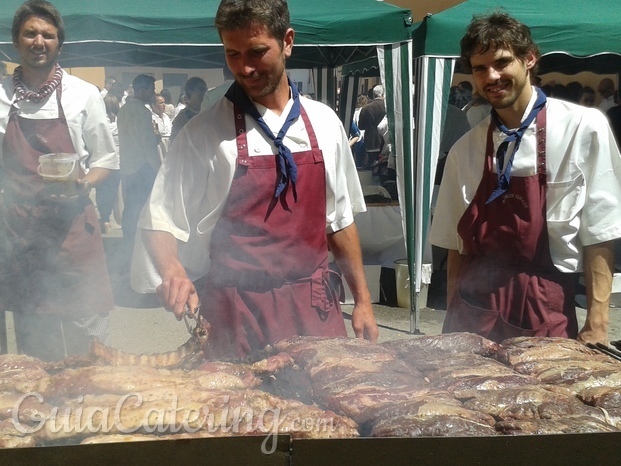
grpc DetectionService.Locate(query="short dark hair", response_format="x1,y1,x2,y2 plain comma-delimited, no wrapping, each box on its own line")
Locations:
215,0,290,44
184,77,207,96
460,11,540,75
12,0,65,47
132,74,155,92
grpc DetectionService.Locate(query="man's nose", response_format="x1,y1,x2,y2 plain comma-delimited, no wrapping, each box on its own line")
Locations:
486,67,501,82
32,34,44,46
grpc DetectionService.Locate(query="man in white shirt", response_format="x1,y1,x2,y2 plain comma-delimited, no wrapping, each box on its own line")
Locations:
117,74,160,264
430,11,621,344
150,93,172,159
0,0,118,360
134,0,378,358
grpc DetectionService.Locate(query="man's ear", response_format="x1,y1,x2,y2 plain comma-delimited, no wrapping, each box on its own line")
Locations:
283,28,294,59
524,50,537,72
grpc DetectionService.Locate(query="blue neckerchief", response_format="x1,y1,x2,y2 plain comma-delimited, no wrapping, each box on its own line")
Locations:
225,79,300,199
486,88,547,204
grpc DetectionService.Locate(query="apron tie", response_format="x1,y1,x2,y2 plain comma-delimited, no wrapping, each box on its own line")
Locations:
226,79,300,199
486,88,547,204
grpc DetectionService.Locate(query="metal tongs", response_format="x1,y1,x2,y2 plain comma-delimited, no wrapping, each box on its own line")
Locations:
182,304,203,335
586,342,621,362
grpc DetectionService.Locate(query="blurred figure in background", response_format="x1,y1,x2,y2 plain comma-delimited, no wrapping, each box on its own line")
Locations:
96,94,122,233
170,77,207,143
160,88,175,120
598,78,617,113
150,93,172,159
578,86,596,107
358,84,386,170
117,74,160,267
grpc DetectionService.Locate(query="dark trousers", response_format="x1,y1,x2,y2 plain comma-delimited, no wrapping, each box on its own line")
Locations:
121,163,157,260
95,170,121,223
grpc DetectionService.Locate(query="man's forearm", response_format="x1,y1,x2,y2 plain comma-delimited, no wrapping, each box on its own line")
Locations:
327,223,370,304
142,229,184,280
580,241,614,343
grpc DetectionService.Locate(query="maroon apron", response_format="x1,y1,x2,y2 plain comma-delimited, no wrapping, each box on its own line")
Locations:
443,106,578,342
201,104,347,358
0,86,114,317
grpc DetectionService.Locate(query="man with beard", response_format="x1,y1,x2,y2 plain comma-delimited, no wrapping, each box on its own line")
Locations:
132,0,378,358
430,12,621,344
0,0,118,360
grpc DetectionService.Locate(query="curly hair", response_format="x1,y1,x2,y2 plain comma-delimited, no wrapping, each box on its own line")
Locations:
459,11,540,75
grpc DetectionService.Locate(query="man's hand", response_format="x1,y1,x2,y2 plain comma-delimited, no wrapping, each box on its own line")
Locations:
156,273,199,320
351,301,379,343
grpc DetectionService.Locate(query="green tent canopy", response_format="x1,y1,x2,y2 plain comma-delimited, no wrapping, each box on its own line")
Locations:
0,0,412,69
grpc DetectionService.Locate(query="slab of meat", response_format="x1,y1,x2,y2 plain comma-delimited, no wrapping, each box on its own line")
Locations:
43,365,263,400
567,372,621,394
361,397,495,436
495,415,620,434
0,354,51,394
497,337,601,366
0,392,55,424
0,419,36,448
326,386,432,423
399,351,498,375
358,393,461,425
383,332,499,357
511,358,620,385
424,359,519,384
429,373,539,400
462,386,593,421
578,386,621,409
371,414,498,437
271,336,394,371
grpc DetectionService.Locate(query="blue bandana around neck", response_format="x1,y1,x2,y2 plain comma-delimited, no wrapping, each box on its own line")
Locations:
486,87,547,204
225,79,300,199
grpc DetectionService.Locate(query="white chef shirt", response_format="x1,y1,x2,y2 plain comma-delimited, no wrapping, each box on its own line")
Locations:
0,71,119,172
132,94,365,291
430,88,621,273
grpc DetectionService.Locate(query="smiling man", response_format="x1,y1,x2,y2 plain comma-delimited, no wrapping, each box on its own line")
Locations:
134,0,378,358
0,0,118,360
430,11,621,344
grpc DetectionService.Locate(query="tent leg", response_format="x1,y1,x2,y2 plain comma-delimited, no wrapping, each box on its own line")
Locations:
409,294,424,335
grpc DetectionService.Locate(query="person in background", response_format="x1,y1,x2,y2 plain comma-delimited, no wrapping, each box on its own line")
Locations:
578,86,596,107
108,80,127,108
0,0,118,360
597,78,617,113
565,81,583,104
150,93,172,159
430,11,621,344
133,0,378,358
172,92,186,120
349,93,368,168
358,84,386,171
170,77,207,143
160,88,175,120
100,75,116,98
117,74,160,267
464,91,492,128
96,94,122,233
